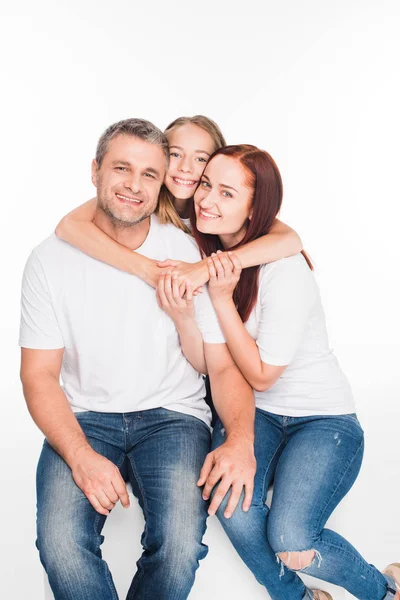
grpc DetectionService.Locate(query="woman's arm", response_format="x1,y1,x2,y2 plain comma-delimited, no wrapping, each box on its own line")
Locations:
206,253,286,391
158,218,303,290
156,273,207,374
55,200,161,288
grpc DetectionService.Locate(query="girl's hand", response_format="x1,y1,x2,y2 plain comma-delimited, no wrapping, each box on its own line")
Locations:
156,272,195,324
157,259,209,293
207,251,242,304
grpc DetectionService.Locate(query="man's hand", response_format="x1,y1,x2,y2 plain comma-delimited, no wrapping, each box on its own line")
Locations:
70,446,130,515
197,438,256,519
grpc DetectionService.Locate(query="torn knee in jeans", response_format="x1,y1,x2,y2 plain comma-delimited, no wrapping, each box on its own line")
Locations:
276,549,322,577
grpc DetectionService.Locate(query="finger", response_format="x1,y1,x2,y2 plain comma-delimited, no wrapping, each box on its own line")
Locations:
202,466,224,500
228,252,243,276
172,274,183,302
224,483,244,518
211,253,225,279
207,257,217,281
164,273,177,307
112,473,131,508
243,478,254,512
208,478,232,516
157,259,180,267
217,252,234,275
95,489,117,511
197,452,214,487
87,493,110,516
157,274,168,308
185,281,193,302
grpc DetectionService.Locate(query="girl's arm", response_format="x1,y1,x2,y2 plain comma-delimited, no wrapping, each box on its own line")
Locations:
156,273,207,374
158,218,303,290
55,200,161,288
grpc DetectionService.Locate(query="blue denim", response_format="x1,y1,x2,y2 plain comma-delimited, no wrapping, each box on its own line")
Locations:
36,408,211,600
212,409,397,600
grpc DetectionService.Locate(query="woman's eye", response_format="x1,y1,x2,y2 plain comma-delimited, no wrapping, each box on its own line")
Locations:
201,180,210,188
222,191,232,198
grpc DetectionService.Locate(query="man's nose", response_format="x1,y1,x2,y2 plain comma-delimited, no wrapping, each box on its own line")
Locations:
124,174,141,194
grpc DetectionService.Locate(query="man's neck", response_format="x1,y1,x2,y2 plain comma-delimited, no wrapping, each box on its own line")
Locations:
93,206,151,251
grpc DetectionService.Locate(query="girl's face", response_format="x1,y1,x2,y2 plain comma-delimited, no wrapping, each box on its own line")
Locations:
165,123,216,200
194,154,253,245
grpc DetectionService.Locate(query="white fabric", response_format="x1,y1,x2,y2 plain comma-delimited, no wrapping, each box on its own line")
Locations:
19,215,225,426
245,254,355,416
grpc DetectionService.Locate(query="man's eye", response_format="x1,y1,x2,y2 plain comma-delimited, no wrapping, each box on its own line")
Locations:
144,173,155,179
116,166,127,171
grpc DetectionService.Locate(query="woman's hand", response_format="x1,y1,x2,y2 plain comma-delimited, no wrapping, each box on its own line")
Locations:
207,251,242,305
156,272,195,325
157,259,209,292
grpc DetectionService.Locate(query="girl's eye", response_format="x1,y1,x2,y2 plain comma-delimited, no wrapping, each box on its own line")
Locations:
170,152,180,158
196,157,208,163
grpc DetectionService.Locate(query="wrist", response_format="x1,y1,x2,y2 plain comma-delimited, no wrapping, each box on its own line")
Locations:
140,258,158,287
65,438,93,467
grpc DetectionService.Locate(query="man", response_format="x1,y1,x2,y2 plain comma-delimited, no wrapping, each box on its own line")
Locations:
20,118,256,600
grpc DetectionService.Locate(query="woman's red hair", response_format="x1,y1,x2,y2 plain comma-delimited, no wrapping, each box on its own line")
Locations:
191,145,312,322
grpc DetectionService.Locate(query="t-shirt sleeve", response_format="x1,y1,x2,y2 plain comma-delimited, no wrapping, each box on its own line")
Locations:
19,251,64,349
257,257,316,366
194,286,226,344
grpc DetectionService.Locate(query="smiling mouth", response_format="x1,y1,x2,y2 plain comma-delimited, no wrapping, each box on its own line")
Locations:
116,193,143,204
172,177,198,187
199,209,221,220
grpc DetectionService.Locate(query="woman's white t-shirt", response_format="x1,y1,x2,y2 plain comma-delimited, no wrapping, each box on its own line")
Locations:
245,254,355,417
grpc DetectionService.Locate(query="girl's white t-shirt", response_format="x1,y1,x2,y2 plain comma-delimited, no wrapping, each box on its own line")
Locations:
245,254,355,417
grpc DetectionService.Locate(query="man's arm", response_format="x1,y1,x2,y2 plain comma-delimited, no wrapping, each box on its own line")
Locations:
197,343,256,519
21,348,130,515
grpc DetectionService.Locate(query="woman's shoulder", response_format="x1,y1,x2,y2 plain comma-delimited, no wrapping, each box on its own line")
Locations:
258,254,317,301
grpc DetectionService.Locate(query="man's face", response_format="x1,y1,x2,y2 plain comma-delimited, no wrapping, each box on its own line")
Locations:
92,134,166,227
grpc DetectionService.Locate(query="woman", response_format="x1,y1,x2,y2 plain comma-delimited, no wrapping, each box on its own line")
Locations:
56,115,302,290
160,144,398,600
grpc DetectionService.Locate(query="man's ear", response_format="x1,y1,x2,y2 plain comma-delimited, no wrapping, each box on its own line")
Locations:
91,159,98,188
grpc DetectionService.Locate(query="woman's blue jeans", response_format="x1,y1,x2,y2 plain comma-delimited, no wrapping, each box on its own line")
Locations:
36,408,211,600
212,409,397,600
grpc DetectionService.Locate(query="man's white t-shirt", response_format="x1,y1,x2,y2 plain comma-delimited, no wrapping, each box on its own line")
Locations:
19,215,225,427
245,254,356,417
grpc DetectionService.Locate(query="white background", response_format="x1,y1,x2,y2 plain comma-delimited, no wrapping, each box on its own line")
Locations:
1,0,399,598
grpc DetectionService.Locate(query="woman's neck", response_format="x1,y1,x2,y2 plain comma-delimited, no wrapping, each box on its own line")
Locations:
219,228,247,250
173,197,192,219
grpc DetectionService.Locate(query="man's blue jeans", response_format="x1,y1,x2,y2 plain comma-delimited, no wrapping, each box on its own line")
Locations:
36,408,210,600
212,409,397,600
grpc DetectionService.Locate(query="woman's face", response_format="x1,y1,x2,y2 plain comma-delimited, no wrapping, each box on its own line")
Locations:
165,123,216,200
194,154,253,243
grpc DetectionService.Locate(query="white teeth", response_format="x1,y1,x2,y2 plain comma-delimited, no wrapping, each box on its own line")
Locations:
200,209,220,219
173,178,197,186
116,194,141,203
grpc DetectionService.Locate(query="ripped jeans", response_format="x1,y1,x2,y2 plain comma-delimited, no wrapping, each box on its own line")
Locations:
212,409,397,600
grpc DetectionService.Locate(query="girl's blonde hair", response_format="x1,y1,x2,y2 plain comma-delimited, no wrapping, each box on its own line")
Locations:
156,115,226,233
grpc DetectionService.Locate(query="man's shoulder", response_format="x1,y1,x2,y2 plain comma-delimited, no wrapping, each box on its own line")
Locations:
29,233,82,269
151,215,201,260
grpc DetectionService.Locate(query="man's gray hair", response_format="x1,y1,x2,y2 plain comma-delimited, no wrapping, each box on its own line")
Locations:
95,118,169,167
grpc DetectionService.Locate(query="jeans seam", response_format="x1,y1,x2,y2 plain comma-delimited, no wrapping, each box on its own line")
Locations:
258,440,285,506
